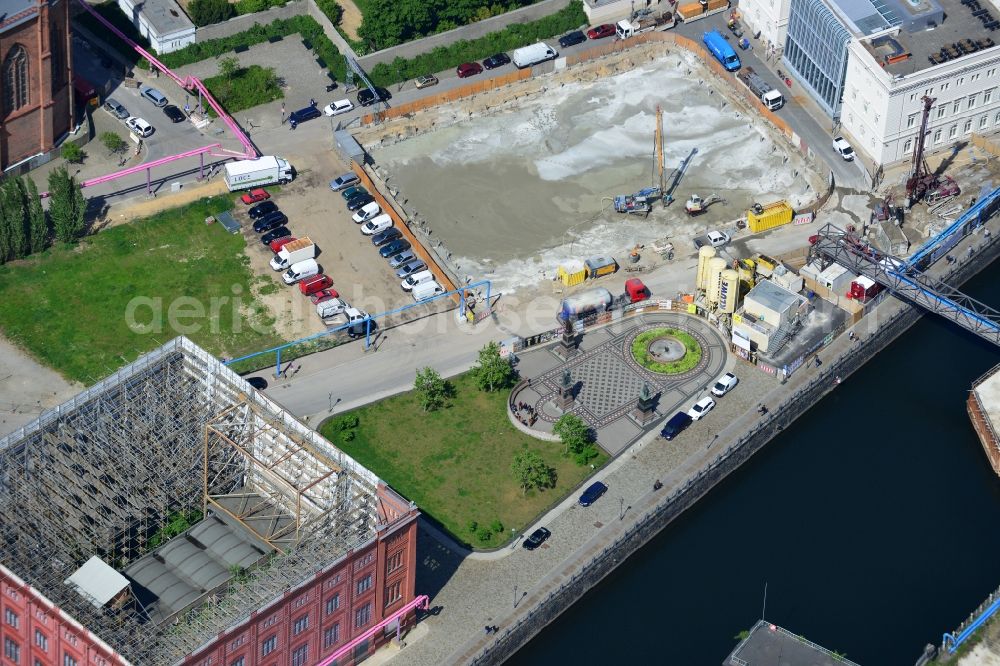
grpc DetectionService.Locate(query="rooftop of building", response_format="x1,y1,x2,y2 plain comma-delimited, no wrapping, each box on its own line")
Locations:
0,0,38,31
724,619,863,666
746,279,805,315
857,0,999,76
119,0,193,35
974,362,1000,429
0,337,413,665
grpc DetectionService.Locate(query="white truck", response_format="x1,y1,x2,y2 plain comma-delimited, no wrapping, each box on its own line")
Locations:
738,67,784,110
511,42,558,69
224,156,293,191
269,237,316,271
615,12,676,39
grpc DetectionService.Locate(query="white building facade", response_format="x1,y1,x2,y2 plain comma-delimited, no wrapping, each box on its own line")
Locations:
737,0,794,55
117,0,195,53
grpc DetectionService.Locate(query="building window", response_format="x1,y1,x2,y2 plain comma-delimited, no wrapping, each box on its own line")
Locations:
964,119,972,134
906,113,916,128
4,607,18,628
325,593,340,615
34,630,47,652
996,112,1000,125
386,581,402,607
949,125,957,139
323,623,340,649
981,115,989,129
63,656,77,666
291,644,308,666
293,613,309,636
4,637,20,664
228,658,244,666
261,635,276,656
2,45,29,114
355,602,372,628
937,105,946,119
985,89,993,104
958,77,964,86
968,95,977,109
934,128,943,143
387,551,402,574
953,100,961,114
230,635,245,650
356,574,372,596
903,139,912,154
50,25,64,93
941,82,949,91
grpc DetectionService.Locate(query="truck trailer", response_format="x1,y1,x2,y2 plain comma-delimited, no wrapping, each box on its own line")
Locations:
615,11,676,39
511,42,558,69
737,66,784,110
558,288,614,321
702,30,741,71
224,156,293,191
270,237,316,271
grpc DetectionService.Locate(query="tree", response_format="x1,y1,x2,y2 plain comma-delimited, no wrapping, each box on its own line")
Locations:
217,55,240,80
22,177,48,253
47,167,86,244
0,179,28,260
189,0,234,27
472,341,517,392
100,131,127,155
414,366,447,412
60,142,85,164
553,413,590,457
510,450,555,495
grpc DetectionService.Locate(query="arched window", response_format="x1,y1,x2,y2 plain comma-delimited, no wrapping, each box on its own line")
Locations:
3,45,29,115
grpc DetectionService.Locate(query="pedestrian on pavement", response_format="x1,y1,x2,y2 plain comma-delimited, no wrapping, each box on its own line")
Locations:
289,118,297,130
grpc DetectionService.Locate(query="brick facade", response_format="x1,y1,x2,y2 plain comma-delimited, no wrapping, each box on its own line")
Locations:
0,0,73,170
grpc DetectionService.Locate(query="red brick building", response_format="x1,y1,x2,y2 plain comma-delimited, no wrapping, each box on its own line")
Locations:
0,0,73,171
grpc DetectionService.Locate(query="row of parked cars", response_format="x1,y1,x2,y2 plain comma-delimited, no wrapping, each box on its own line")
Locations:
660,372,740,441
103,86,185,139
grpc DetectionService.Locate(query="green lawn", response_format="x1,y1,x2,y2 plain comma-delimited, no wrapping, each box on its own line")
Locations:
203,65,283,117
0,196,284,384
320,373,606,548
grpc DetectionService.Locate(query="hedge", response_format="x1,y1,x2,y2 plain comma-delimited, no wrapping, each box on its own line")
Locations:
235,0,289,15
367,0,586,87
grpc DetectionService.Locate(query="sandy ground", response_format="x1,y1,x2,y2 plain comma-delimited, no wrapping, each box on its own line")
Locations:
337,0,363,41
0,337,81,438
963,644,1000,666
363,42,824,295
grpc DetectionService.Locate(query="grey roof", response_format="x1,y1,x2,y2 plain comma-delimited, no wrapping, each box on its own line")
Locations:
0,0,37,32
119,0,194,37
746,280,804,315
726,620,862,666
65,556,130,608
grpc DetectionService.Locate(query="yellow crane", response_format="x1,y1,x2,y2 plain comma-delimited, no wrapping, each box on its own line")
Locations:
655,105,665,207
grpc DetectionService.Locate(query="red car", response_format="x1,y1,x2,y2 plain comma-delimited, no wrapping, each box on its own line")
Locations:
298,274,334,296
240,188,270,205
310,288,340,304
269,236,297,253
456,62,483,78
587,23,616,39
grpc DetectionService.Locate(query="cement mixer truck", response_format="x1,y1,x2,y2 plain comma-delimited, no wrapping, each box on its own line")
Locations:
558,288,614,321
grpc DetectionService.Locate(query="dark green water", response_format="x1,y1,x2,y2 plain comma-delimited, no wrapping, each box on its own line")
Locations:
510,265,1000,665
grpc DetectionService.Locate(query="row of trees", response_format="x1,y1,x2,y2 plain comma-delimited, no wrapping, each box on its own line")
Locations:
0,167,86,264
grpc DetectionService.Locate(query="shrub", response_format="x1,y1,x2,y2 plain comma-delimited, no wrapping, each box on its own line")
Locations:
189,0,235,27
475,525,493,542
467,520,478,533
100,132,128,155
489,519,504,534
60,143,85,164
234,0,286,14
202,64,283,116
314,0,343,26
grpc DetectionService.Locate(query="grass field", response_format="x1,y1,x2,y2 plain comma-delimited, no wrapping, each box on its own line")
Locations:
0,196,284,384
320,373,606,548
203,65,283,117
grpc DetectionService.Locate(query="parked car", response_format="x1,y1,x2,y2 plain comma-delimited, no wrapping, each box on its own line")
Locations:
309,288,340,304
587,23,616,39
253,211,288,233
578,481,608,507
711,372,739,397
379,239,411,258
457,62,484,78
248,200,278,219
707,230,730,248
340,185,367,201
343,307,375,338
330,173,360,191
389,250,417,268
140,86,167,107
317,298,348,318
832,136,855,161
352,202,381,223
269,236,297,253
104,98,129,119
361,214,393,236
260,226,291,245
299,274,334,296
482,53,511,69
289,105,321,124
347,193,375,211
357,87,391,106
125,116,154,138
687,396,716,421
162,105,185,123
395,259,426,279
246,377,268,390
559,31,586,48
415,75,439,89
323,99,354,116
371,227,402,246
241,188,270,205
660,412,693,441
522,527,551,550
281,258,319,285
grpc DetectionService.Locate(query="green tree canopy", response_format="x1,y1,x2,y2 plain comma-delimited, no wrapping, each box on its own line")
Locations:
472,341,517,392
47,167,86,244
189,0,234,27
414,366,447,411
510,449,555,495
22,177,48,254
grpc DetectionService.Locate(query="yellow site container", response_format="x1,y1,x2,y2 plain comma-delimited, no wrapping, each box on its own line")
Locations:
747,201,794,233
558,261,586,287
585,255,618,279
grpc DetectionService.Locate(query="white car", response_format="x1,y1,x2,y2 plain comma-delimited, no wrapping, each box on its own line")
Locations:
710,372,739,397
361,214,393,235
832,136,855,161
352,201,381,223
687,396,716,421
323,99,354,116
125,116,154,138
707,230,730,248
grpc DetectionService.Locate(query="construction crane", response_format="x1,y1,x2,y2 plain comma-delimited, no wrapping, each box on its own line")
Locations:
656,105,666,207
905,95,960,207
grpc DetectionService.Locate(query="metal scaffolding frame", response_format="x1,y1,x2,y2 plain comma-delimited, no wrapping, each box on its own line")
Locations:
0,338,388,665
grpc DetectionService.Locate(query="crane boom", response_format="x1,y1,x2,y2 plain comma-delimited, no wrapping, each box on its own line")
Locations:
656,105,665,207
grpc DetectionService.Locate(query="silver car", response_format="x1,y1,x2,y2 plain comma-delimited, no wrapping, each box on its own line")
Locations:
388,250,416,269
396,260,427,279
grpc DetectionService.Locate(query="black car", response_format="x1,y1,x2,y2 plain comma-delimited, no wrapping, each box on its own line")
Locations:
559,31,586,48
522,527,551,550
371,227,403,246
253,211,288,233
379,239,411,258
483,53,511,69
260,226,291,245
357,87,391,106
289,104,321,124
162,104,185,123
347,194,375,211
248,201,278,219
578,481,608,507
660,412,693,441
346,318,378,338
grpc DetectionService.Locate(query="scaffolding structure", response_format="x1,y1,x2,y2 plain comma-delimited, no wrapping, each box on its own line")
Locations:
0,338,394,665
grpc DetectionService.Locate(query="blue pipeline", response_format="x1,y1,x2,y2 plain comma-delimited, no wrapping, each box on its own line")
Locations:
891,270,1000,333
224,280,493,376
943,595,1000,653
907,185,1000,269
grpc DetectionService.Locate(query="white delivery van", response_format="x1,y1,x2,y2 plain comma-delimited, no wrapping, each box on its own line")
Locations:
316,298,347,318
282,258,319,284
412,280,444,302
361,214,393,235
352,201,381,223
401,270,434,291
